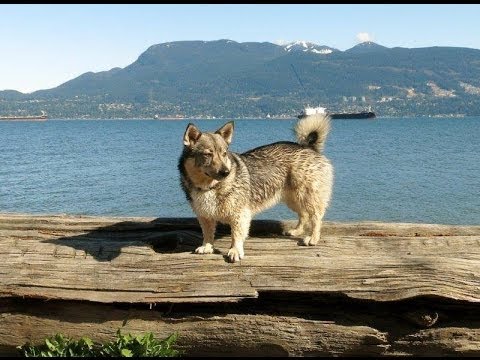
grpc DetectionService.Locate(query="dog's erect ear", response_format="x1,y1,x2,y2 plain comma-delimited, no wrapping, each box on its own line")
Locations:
215,121,234,145
183,123,202,147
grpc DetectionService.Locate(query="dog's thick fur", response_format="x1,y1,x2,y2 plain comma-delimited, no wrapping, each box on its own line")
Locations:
178,114,334,262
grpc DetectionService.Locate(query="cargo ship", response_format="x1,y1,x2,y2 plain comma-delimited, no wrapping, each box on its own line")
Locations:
298,106,375,119
0,111,48,121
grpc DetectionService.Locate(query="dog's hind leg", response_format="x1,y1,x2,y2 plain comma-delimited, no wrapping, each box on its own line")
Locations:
195,216,217,254
285,211,309,237
283,190,310,237
301,208,325,246
227,210,251,262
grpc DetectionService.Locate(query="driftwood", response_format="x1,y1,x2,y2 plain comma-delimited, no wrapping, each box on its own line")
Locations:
0,213,479,356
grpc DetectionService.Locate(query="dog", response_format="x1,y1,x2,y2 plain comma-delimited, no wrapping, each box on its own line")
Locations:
178,114,334,262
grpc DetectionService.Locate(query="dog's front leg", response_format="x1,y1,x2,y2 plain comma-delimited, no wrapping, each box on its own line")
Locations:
195,216,216,254
227,211,251,263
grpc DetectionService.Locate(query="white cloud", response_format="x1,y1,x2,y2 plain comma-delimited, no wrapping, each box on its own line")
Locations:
356,32,373,43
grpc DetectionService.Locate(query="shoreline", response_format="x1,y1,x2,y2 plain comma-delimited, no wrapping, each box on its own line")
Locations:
2,115,477,121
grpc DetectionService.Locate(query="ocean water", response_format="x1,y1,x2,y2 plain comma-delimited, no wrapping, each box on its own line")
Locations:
0,117,478,225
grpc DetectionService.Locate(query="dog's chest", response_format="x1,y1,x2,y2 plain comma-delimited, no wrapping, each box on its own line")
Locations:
190,189,223,218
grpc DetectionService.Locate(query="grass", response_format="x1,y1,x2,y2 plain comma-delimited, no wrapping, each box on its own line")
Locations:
17,329,181,357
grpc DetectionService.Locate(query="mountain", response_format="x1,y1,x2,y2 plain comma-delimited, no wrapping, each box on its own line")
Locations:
1,39,480,118
0,90,24,100
282,41,338,55
345,41,389,54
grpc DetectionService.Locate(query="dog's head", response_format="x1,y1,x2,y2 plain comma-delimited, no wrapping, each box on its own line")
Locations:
182,121,234,181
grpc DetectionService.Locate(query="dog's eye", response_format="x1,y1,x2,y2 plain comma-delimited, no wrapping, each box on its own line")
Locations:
223,151,227,157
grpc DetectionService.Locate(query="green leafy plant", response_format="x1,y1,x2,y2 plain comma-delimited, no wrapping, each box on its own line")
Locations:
17,333,95,357
98,330,180,357
17,330,180,357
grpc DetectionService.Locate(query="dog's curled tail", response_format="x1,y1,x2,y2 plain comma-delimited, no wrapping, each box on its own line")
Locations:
294,113,331,152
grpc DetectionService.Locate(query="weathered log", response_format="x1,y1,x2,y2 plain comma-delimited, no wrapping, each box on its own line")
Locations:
0,213,479,356
1,296,480,356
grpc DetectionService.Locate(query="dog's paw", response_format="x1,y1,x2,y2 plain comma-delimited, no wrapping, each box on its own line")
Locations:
299,236,319,246
195,243,214,254
227,247,244,263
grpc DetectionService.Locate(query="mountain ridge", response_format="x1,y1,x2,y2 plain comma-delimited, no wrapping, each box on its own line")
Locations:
2,39,480,118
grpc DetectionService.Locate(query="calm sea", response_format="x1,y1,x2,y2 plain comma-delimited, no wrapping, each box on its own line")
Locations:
0,117,478,225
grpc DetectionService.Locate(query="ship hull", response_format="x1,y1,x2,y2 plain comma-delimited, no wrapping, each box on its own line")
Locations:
0,116,47,122
329,112,376,119
298,110,376,120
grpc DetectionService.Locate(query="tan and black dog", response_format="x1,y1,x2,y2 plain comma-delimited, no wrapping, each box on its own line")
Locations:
178,114,334,262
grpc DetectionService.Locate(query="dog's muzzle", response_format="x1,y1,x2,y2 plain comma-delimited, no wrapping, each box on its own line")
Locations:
204,168,230,180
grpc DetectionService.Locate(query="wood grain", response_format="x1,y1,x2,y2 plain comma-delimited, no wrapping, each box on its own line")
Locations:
1,214,479,303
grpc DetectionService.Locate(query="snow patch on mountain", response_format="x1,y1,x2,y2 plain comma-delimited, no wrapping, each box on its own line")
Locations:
283,41,335,55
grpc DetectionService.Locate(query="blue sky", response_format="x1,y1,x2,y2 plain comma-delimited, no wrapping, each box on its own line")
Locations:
1,4,479,93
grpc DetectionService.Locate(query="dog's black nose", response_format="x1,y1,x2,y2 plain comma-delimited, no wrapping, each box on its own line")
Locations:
219,169,230,178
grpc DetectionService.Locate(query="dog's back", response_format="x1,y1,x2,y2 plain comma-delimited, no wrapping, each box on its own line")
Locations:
238,139,332,215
